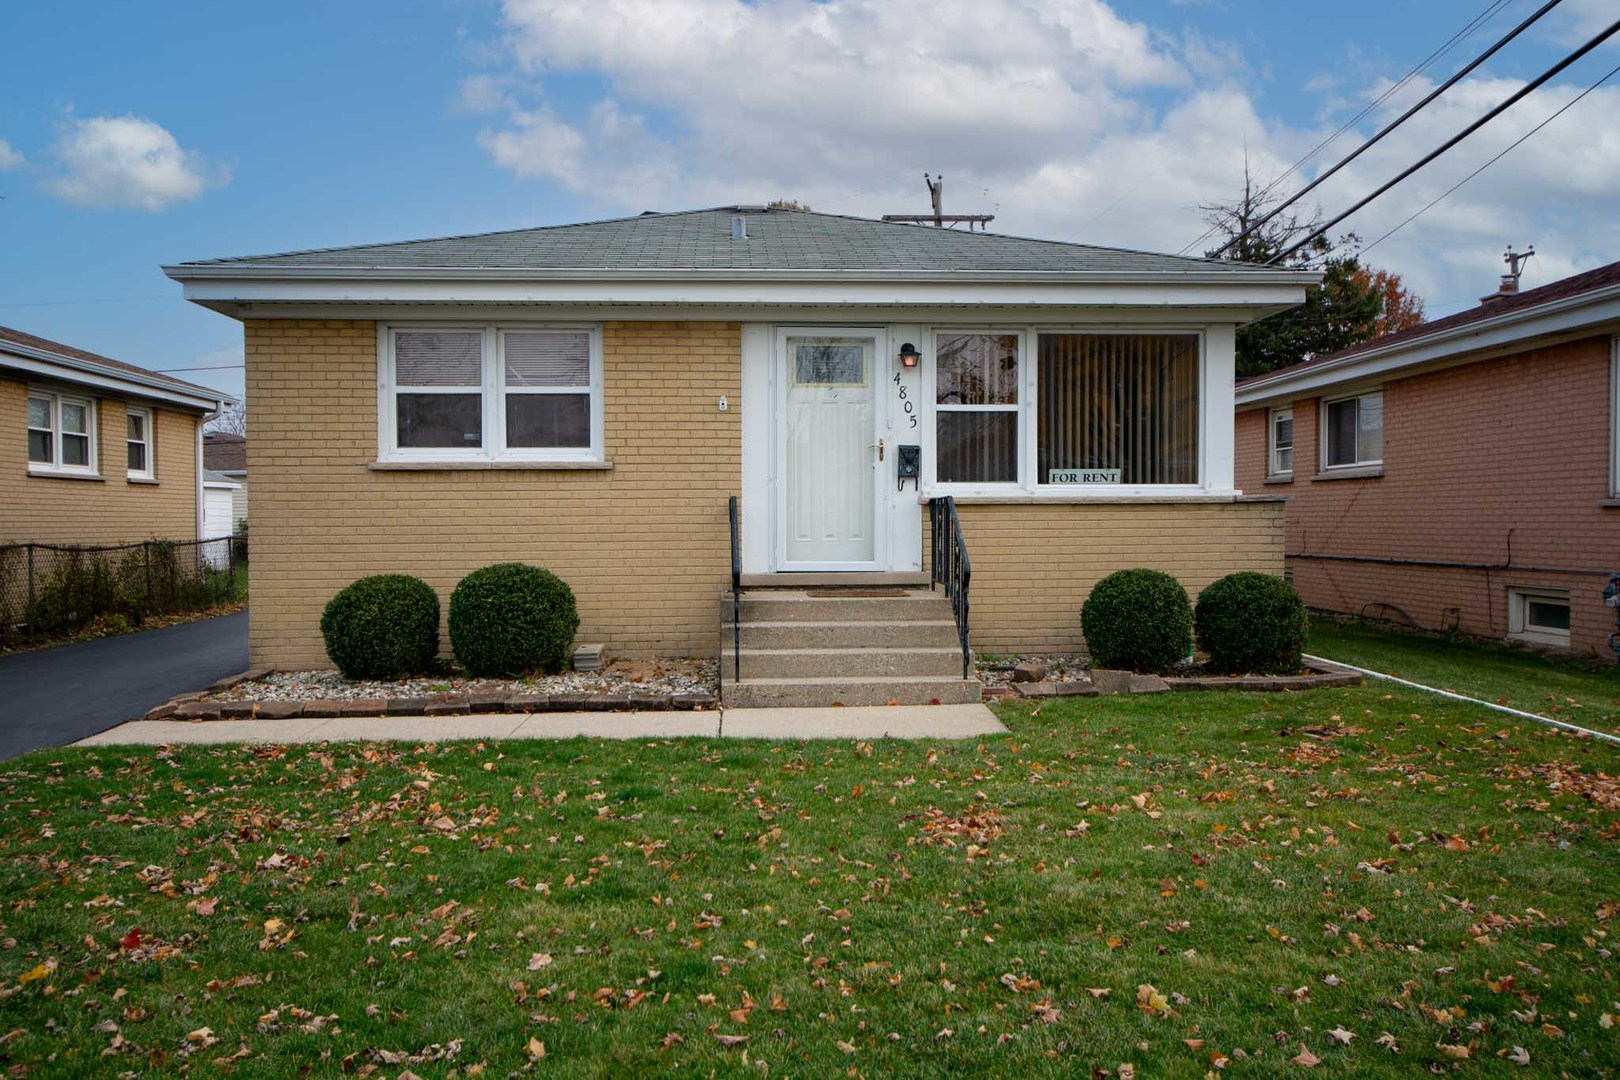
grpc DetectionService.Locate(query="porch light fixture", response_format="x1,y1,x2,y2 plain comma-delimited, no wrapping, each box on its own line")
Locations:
897,342,921,369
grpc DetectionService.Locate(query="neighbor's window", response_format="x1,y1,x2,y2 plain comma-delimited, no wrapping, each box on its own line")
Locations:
27,391,96,474
1507,586,1571,648
935,332,1019,484
382,326,601,462
1323,391,1382,468
1269,407,1294,477
1038,333,1200,485
127,407,154,479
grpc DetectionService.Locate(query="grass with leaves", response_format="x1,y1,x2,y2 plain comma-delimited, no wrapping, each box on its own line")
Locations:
1308,617,1620,735
1,680,1618,1076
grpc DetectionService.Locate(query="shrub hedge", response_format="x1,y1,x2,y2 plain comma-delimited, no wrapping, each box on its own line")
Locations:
1080,567,1193,673
320,574,441,680
1194,571,1307,675
449,562,579,677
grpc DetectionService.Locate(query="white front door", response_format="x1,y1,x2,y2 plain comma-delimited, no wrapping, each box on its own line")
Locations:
778,329,883,569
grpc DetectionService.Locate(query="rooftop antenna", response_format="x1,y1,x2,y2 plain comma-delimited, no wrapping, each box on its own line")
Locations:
882,173,995,231
1484,244,1534,302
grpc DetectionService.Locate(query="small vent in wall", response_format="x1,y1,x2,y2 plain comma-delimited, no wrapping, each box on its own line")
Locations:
731,215,747,240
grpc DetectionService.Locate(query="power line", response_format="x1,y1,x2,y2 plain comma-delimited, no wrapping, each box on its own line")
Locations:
1211,0,1566,259
1176,0,1518,256
1274,13,1620,264
1361,59,1620,256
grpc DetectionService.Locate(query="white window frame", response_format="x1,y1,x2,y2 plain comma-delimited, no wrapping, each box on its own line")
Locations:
922,326,1210,497
1269,406,1294,478
1320,389,1383,470
1609,336,1619,497
377,324,604,464
126,405,155,480
26,389,98,477
930,328,1024,488
1507,586,1571,648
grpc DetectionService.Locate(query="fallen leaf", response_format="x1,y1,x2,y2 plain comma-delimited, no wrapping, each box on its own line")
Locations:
527,953,553,971
1327,1027,1354,1046
1291,1043,1321,1067
525,1037,546,1060
1499,1045,1531,1066
1435,1042,1471,1060
713,1033,748,1048
836,1040,856,1054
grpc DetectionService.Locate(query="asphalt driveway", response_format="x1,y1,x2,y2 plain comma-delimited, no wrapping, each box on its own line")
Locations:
0,611,248,759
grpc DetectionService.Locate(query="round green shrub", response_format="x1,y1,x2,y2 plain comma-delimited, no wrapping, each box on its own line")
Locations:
449,562,579,677
1195,571,1307,675
320,574,440,680
1080,568,1193,673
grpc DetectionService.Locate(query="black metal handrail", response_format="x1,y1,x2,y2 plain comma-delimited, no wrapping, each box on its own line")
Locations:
728,495,741,685
929,496,972,679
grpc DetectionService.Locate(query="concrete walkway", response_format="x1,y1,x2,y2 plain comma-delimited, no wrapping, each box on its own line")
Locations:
75,703,1007,746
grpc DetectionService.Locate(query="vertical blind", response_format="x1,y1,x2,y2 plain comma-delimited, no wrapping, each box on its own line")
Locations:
1037,334,1199,484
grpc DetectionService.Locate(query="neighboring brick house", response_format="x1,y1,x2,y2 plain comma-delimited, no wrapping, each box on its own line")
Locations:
1,325,233,546
1236,260,1620,659
166,206,1314,700
203,431,248,530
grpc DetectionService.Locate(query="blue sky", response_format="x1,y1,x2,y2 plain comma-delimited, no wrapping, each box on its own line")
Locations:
2,0,1616,403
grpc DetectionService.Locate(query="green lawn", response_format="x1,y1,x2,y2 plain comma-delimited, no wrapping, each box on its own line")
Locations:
1308,617,1620,736
1,648,1618,1076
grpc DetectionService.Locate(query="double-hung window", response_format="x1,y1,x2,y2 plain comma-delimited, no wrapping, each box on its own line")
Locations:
935,332,1020,484
27,390,96,475
1269,407,1294,477
1322,391,1382,469
381,325,602,463
929,330,1203,491
126,407,155,479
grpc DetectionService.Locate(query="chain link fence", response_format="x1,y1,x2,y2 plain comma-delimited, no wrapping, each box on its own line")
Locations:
0,536,246,648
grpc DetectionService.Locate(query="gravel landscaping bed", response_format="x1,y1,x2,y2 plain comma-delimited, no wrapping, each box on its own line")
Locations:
976,654,1090,687
977,654,1361,696
143,659,721,721
205,658,717,703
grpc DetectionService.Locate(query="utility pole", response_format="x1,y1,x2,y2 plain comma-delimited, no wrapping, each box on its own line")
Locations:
882,174,995,231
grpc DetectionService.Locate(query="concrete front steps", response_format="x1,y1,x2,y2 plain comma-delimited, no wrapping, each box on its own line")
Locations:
719,586,981,708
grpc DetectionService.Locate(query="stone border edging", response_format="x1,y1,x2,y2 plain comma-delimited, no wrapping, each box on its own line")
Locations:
144,669,717,722
1000,662,1362,699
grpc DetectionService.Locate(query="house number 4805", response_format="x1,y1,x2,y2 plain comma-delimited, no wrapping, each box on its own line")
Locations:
893,372,918,428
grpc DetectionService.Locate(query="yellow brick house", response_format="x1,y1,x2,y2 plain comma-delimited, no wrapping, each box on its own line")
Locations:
2,325,232,547
165,207,1312,705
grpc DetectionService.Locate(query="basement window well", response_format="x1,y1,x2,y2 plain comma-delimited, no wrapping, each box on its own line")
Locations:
1507,586,1571,648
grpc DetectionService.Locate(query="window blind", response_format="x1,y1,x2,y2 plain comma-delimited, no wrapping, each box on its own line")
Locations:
505,332,591,387
396,331,482,387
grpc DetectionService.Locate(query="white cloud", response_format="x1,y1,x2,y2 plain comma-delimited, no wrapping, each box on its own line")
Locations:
47,115,226,211
468,0,1620,316
0,139,23,171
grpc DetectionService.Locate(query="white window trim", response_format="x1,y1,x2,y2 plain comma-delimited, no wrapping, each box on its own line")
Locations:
1269,406,1294,478
126,405,155,481
1609,336,1619,497
377,323,604,465
1507,585,1571,648
26,389,99,477
921,326,1211,498
1320,389,1384,470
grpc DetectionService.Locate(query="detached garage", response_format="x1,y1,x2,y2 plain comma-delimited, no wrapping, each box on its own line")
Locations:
202,471,240,567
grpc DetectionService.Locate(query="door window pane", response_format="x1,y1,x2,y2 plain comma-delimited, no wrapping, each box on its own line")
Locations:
938,411,1018,483
506,394,590,448
936,333,1018,405
397,394,482,448
793,340,867,385
1038,334,1199,484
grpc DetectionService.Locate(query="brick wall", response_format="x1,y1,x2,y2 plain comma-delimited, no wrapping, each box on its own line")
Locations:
1236,334,1619,656
1,376,200,545
244,319,742,669
951,500,1286,654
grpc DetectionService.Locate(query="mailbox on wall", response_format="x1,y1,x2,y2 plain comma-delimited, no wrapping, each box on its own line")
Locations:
897,444,921,490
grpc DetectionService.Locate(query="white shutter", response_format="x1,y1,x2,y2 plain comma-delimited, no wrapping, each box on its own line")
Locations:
505,332,590,387
396,331,482,387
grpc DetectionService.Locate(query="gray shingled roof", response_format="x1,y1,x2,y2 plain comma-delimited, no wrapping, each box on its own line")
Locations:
175,206,1283,276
